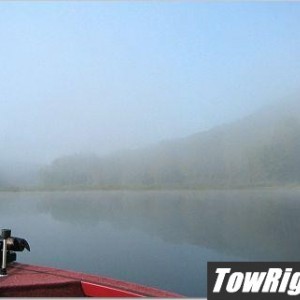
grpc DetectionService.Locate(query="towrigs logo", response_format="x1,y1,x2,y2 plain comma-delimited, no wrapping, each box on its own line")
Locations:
208,262,300,300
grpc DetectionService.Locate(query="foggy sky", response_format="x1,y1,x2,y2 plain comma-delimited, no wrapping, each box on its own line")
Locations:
1,2,300,164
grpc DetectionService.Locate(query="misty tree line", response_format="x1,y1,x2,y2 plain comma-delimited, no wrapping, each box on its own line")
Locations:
2,103,299,190
39,116,300,189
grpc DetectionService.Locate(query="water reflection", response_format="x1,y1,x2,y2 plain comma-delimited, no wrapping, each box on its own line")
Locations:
1,189,300,296
34,189,300,260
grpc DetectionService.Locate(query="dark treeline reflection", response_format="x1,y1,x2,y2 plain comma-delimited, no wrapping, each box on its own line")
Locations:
35,189,300,260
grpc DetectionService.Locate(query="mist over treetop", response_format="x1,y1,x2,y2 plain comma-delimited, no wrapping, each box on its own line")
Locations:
38,98,300,189
1,3,299,164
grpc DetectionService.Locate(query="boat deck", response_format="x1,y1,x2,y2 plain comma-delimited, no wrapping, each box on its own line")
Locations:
0,263,183,297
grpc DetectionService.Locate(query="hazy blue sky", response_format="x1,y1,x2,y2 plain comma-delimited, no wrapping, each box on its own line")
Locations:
0,2,300,163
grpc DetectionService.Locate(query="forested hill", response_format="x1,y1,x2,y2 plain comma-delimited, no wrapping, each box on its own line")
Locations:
40,99,300,189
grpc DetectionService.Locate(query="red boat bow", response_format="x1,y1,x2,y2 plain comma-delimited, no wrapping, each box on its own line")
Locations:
0,263,183,297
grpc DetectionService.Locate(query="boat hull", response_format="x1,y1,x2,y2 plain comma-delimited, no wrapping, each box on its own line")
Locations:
0,263,183,297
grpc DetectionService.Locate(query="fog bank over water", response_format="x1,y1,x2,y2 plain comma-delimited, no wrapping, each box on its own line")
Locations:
1,3,300,165
1,98,300,189
35,99,300,189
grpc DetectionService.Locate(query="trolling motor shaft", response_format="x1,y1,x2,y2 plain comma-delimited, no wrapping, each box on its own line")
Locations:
0,229,10,276
0,229,30,277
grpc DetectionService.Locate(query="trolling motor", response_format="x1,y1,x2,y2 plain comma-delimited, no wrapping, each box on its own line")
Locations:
0,229,30,276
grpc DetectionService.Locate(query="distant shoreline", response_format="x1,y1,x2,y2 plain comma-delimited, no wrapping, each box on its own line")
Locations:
1,184,300,193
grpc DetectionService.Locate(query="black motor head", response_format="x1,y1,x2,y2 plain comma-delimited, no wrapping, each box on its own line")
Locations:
1,229,11,239
1,229,30,273
7,237,30,252
1,229,30,252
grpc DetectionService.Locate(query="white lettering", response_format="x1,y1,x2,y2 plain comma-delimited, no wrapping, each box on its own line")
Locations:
242,272,267,293
262,268,282,293
279,268,292,293
213,268,231,293
212,266,300,296
226,272,244,293
288,272,300,296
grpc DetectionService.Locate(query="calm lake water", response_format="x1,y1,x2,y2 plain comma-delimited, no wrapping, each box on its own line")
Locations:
1,188,300,297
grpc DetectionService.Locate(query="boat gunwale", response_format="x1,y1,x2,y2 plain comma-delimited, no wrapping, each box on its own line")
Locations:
0,262,183,297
